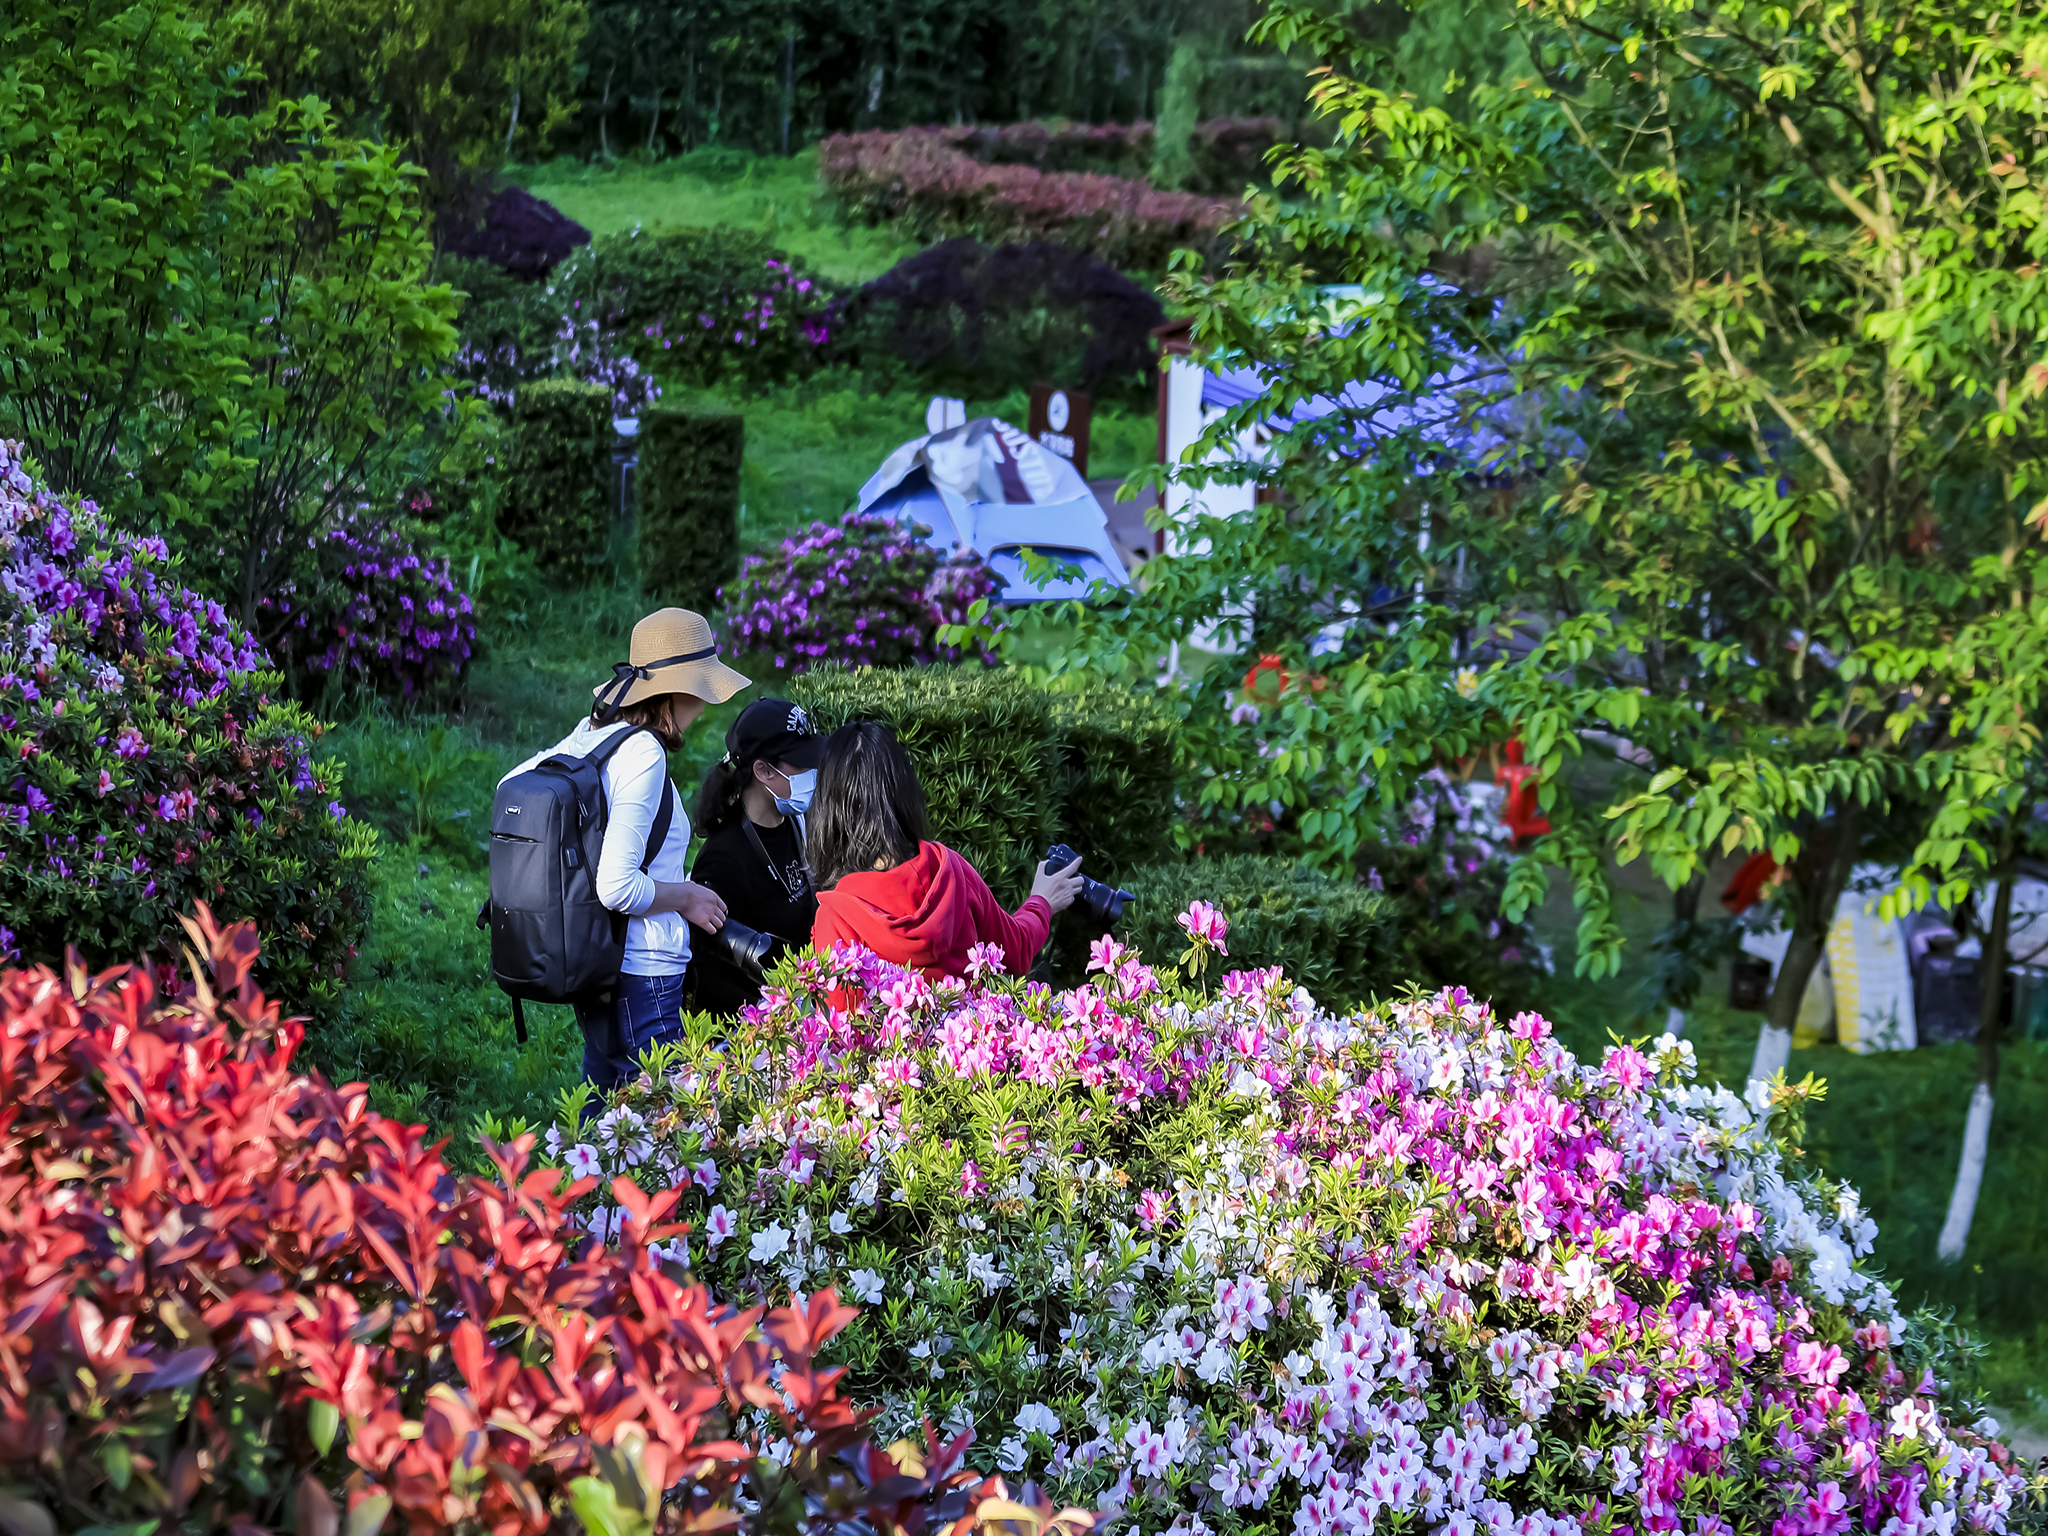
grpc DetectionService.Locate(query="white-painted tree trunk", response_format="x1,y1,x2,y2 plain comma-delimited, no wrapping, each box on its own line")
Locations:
1936,1081,1995,1262
1665,1006,1686,1039
1748,1022,1793,1085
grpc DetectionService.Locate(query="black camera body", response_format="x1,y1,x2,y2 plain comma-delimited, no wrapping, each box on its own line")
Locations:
1046,842,1136,923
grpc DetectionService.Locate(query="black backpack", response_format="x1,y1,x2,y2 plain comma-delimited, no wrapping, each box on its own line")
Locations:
480,725,674,1042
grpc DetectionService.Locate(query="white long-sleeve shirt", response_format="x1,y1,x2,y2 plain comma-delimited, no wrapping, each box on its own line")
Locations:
502,720,693,975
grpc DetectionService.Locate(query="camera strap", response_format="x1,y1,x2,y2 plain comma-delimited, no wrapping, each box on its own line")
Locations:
744,816,813,904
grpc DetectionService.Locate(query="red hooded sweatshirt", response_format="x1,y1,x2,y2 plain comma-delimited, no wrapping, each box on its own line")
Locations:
812,841,1052,981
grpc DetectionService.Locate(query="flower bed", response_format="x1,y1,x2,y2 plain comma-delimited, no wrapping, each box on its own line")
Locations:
0,442,372,1010
262,511,478,704
725,511,999,674
557,914,2036,1536
0,910,1087,1536
819,129,1238,272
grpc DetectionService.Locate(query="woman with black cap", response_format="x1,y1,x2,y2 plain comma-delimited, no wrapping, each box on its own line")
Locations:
684,697,826,1013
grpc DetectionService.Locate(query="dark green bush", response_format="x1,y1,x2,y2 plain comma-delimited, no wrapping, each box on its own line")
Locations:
502,379,613,572
637,408,743,610
1118,855,1396,1009
789,667,1187,911
1048,685,1180,875
789,665,1056,904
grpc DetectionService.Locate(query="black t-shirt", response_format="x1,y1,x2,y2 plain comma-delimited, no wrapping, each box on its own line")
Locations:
686,816,818,1014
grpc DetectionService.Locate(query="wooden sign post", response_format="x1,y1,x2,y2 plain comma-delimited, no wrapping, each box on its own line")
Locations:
1027,383,1092,478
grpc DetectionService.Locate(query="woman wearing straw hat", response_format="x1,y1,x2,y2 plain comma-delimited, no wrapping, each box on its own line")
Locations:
502,607,750,1091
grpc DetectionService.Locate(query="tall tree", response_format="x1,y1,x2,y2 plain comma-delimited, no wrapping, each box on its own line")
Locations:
997,0,2048,1072
0,0,465,628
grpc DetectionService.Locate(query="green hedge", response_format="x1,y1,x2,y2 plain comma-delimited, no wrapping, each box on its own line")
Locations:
502,380,612,572
1119,855,1396,1009
789,667,1186,909
1048,685,1180,872
637,409,744,610
789,665,1055,904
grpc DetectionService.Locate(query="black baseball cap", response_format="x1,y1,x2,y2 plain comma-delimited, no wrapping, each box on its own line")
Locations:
725,697,826,770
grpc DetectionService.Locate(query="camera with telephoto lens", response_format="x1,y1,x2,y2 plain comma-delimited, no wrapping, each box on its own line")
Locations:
1046,843,1136,923
699,917,787,983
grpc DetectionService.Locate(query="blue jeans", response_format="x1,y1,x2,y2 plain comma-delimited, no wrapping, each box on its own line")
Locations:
576,972,688,1095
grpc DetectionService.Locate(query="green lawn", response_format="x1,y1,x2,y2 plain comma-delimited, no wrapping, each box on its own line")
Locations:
509,150,917,285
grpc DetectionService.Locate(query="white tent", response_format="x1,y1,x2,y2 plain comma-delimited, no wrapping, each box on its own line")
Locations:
857,412,1130,603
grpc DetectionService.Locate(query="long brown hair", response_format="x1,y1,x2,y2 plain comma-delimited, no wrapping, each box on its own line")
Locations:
808,722,929,889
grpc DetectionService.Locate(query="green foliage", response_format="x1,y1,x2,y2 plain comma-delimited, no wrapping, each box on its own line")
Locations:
202,0,588,219
0,1,466,623
568,0,1191,159
503,379,614,572
789,664,1057,903
1119,854,1394,1008
788,667,1190,908
1008,0,2048,1062
0,0,248,517
1047,685,1181,875
637,408,745,608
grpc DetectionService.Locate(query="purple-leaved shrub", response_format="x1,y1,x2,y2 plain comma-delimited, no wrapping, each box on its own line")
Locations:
724,511,998,673
0,442,374,1010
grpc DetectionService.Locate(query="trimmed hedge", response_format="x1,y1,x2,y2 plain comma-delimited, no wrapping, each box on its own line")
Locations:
637,408,743,609
1048,684,1179,872
789,665,1055,904
790,666,1183,910
502,379,612,572
1120,854,1395,1009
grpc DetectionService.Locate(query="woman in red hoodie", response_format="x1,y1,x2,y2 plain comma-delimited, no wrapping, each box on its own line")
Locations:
809,722,1084,979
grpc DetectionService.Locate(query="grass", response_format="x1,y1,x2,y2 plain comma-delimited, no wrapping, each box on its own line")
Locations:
509,150,917,285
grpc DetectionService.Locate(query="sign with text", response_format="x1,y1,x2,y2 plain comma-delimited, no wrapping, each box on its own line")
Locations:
1027,383,1092,478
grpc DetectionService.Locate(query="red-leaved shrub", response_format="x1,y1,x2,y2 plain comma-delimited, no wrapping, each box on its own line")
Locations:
819,128,1238,271
0,907,1093,1536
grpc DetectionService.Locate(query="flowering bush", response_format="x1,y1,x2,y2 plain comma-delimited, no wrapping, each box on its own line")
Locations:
0,909,1097,1536
555,913,2043,1536
0,442,372,1011
260,510,478,704
725,512,999,674
453,227,840,409
819,129,1239,271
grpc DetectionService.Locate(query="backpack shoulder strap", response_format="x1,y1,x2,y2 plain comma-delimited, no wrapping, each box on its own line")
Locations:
644,778,675,872
582,724,675,872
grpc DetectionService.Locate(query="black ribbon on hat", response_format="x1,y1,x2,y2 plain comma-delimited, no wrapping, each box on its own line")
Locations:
594,645,718,720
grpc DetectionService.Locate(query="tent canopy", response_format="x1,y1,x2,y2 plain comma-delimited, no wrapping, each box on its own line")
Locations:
858,416,1130,601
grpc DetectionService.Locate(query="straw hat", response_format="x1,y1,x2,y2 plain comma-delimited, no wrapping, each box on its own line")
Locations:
592,608,751,717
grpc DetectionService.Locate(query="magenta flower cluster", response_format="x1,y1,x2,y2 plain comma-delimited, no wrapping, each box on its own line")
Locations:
557,912,2031,1536
723,511,999,673
260,515,477,703
0,442,372,1004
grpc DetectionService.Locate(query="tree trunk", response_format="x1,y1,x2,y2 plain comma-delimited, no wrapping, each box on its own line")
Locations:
504,84,521,159
599,64,616,159
1936,829,2016,1262
1748,807,1863,1084
779,29,795,157
1665,877,1702,1038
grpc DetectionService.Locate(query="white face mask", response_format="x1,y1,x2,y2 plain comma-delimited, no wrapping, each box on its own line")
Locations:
773,768,816,817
